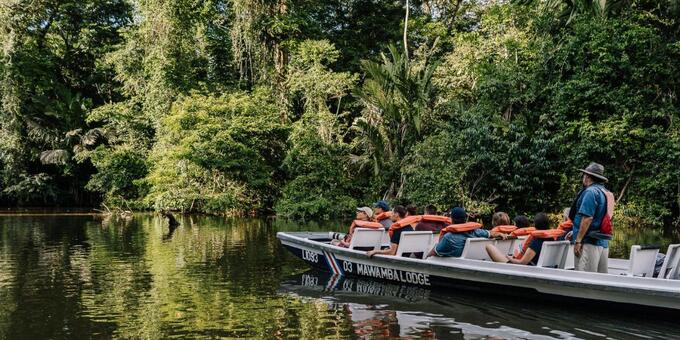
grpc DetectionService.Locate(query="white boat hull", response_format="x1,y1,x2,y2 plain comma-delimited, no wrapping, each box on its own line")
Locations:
278,231,680,311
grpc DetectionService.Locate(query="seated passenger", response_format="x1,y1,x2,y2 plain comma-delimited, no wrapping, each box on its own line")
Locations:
332,207,376,247
492,212,511,228
415,205,447,232
406,204,418,217
427,207,507,258
513,215,530,229
486,213,555,265
373,200,393,229
367,206,413,258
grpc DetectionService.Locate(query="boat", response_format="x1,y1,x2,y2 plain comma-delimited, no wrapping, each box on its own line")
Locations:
277,231,680,311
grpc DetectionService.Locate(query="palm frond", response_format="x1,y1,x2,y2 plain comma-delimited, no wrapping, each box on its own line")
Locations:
40,149,70,165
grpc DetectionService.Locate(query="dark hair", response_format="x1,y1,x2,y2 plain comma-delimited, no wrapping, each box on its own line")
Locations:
406,204,418,216
393,205,407,218
425,205,437,215
534,213,550,230
513,215,530,228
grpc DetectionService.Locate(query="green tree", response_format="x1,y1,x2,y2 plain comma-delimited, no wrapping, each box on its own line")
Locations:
353,44,439,198
0,0,132,205
145,91,288,214
276,40,359,219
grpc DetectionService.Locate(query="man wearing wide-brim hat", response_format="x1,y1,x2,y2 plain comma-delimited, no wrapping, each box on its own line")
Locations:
567,162,615,273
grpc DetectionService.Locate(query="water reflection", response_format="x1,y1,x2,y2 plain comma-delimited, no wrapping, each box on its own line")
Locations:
0,214,678,339
281,271,679,339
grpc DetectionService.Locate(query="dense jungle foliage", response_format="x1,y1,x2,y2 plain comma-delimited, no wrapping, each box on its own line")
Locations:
1,0,679,229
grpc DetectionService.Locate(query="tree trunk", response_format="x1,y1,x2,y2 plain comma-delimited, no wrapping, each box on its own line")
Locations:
403,0,410,61
275,0,289,122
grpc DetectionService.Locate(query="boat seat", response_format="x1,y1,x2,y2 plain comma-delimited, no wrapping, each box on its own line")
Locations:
564,244,575,270
658,244,680,279
381,231,391,247
349,228,385,251
494,238,519,256
536,241,570,269
432,233,440,245
625,245,660,277
461,238,494,261
396,231,434,259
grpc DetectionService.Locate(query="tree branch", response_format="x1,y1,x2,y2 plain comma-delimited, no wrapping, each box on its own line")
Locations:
617,164,636,203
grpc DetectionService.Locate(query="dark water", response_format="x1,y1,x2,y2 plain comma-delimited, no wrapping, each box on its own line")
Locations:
0,214,678,339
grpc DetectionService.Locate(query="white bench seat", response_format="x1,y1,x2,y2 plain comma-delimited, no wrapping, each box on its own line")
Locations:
494,238,519,256
461,238,495,261
658,244,680,280
624,245,660,277
349,228,385,251
536,241,570,269
396,231,434,259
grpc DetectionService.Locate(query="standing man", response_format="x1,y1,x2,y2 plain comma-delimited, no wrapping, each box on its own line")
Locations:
570,162,614,273
373,200,393,229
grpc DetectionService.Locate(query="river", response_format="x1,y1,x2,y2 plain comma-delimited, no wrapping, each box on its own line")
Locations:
0,213,678,339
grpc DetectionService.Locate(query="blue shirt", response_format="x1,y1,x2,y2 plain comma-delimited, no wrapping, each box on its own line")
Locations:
435,229,491,257
572,184,608,248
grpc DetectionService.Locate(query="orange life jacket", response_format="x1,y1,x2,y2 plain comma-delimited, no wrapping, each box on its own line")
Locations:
439,222,483,238
375,211,393,222
491,225,517,234
511,227,536,236
348,220,384,235
558,219,573,231
387,215,423,237
513,229,565,259
420,215,452,224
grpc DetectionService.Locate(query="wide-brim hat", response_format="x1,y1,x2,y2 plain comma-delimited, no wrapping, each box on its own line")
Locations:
579,162,608,182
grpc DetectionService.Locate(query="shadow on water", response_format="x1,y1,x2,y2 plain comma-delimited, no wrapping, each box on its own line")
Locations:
0,214,678,339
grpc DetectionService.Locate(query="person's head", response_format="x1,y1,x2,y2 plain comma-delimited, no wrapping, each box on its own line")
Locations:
425,205,437,215
562,208,571,221
450,207,467,224
534,212,550,230
373,200,390,214
579,162,608,187
392,205,407,221
492,212,511,227
356,207,374,221
406,204,417,216
513,215,530,228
